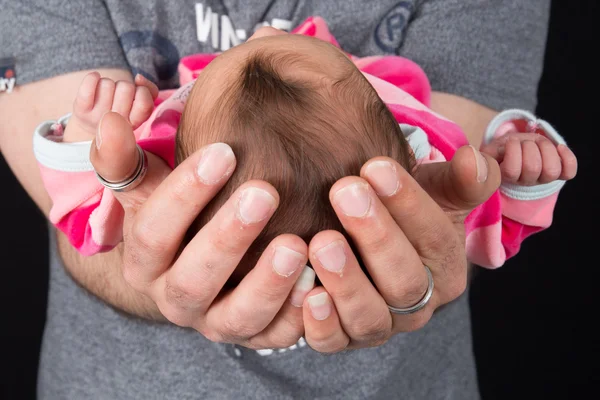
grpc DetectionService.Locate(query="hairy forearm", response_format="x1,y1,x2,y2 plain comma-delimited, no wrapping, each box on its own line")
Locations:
56,229,165,320
0,69,164,320
430,92,498,149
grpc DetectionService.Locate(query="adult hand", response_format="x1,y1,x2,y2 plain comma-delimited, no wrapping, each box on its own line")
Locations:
301,146,502,352
91,112,316,349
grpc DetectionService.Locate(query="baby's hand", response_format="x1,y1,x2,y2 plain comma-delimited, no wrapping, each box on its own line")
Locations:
64,72,159,142
480,132,577,186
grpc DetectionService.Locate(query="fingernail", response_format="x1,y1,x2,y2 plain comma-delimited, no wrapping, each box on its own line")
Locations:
272,246,305,277
237,187,276,224
364,161,400,197
290,266,315,307
315,240,346,273
471,145,488,183
307,292,331,321
333,182,371,217
196,143,235,184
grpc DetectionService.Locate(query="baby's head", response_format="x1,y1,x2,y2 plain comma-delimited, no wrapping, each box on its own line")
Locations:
176,32,414,284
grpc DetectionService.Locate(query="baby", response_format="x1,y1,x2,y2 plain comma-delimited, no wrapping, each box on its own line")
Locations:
34,18,576,281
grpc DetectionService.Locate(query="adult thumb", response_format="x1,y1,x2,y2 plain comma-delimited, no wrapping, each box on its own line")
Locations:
414,145,501,216
90,111,170,213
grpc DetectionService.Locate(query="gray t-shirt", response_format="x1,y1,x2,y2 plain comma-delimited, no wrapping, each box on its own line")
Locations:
1,1,550,398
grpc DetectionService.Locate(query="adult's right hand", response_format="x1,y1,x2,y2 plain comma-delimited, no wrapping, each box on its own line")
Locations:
90,111,315,349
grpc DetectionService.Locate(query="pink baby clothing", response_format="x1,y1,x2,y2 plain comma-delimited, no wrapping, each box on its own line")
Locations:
33,17,567,268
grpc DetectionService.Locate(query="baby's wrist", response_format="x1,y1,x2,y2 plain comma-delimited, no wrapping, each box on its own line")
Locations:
62,114,93,143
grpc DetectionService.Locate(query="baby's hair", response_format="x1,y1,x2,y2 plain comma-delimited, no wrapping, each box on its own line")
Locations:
176,49,414,283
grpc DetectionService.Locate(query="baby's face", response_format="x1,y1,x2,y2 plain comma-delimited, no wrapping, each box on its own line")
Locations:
188,27,358,115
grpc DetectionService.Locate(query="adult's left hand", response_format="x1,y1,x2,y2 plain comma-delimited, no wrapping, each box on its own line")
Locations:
301,145,501,352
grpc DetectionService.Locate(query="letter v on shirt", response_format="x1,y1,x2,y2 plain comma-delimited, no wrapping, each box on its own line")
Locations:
194,2,292,51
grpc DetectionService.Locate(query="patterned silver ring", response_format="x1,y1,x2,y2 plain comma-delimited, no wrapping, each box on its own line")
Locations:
387,265,434,315
95,145,148,192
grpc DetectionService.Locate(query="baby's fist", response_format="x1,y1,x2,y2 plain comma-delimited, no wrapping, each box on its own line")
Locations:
480,133,577,186
70,72,159,140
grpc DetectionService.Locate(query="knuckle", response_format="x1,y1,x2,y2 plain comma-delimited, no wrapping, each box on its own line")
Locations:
129,219,165,253
99,78,116,90
171,170,200,201
419,224,453,258
383,271,429,308
503,167,520,182
525,157,542,174
73,96,88,113
254,284,286,306
219,307,259,341
263,313,304,349
209,227,245,256
164,275,204,310
331,284,360,305
308,324,337,344
116,80,135,93
438,236,464,275
365,228,393,254
158,302,192,328
350,310,391,343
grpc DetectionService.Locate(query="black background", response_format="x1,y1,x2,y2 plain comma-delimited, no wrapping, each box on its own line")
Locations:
1,1,597,398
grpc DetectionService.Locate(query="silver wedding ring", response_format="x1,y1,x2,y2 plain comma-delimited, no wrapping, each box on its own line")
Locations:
96,144,148,192
387,265,434,315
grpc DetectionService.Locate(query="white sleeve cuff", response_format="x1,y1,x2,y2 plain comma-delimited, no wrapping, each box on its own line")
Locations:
33,113,94,172
400,123,431,160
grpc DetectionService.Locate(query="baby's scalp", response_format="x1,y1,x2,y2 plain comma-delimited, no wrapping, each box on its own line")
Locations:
176,37,414,284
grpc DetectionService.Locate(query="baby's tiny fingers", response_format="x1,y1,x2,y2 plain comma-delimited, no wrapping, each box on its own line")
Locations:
130,86,155,129
557,144,578,180
95,78,116,112
538,138,562,183
73,72,101,115
134,74,159,100
111,80,136,120
499,138,523,184
519,140,542,185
